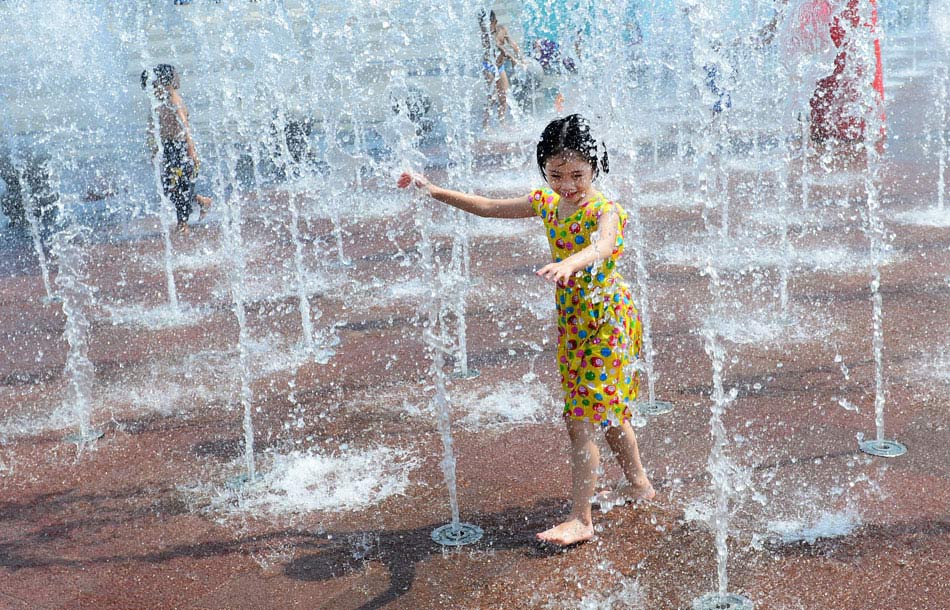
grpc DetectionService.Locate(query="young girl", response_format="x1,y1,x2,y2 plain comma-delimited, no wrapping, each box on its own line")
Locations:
397,114,655,546
141,64,212,234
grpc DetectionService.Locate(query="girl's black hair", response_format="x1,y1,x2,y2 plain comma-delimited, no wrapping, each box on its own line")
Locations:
536,114,609,179
140,64,178,90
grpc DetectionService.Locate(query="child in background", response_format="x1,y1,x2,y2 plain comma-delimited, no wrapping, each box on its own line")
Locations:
479,10,523,126
141,64,211,234
398,114,655,546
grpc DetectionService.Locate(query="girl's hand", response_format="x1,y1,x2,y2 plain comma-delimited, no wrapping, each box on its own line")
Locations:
536,261,575,285
397,171,428,189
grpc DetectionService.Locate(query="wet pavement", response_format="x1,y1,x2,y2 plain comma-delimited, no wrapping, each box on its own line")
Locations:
1,61,949,610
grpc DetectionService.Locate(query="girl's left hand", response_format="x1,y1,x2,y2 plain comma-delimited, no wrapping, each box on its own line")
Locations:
536,261,574,285
397,171,428,189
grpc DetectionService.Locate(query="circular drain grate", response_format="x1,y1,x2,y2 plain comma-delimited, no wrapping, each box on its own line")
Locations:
692,592,754,610
637,399,675,416
431,523,483,546
859,439,907,458
225,472,264,490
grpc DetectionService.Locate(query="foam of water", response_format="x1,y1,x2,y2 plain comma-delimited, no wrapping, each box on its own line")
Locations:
96,349,238,419
704,305,835,346
105,301,213,329
746,204,841,229
171,243,229,271
893,207,950,227
905,350,950,385
0,397,76,439
806,170,867,189
660,240,895,273
126,220,228,270
240,333,335,375
109,379,188,419
457,380,555,430
0,347,228,442
96,340,330,418
213,262,332,305
577,582,644,610
365,276,430,305
206,445,418,516
531,561,644,610
766,507,861,544
542,581,645,610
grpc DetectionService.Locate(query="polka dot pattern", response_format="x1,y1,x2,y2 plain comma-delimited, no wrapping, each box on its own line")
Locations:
531,188,643,427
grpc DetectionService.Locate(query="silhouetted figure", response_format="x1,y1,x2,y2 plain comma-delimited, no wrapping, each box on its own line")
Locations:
141,64,212,235
0,148,58,234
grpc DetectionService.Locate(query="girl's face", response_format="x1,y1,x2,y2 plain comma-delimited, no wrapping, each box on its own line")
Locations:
543,153,594,206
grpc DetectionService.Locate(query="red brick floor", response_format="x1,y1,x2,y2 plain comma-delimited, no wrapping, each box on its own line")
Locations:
2,87,949,610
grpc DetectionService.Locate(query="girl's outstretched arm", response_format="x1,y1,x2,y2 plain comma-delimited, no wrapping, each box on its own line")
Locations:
397,171,534,219
536,208,620,284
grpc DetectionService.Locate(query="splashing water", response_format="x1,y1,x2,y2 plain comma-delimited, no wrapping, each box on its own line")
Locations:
51,222,101,449
198,445,417,517
766,507,862,545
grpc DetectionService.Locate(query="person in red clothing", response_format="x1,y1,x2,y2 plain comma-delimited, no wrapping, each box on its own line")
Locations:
760,0,886,145
809,0,886,144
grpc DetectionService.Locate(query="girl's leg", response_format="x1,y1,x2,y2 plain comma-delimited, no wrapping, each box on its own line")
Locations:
196,194,212,219
536,417,599,545
170,189,190,234
603,421,655,501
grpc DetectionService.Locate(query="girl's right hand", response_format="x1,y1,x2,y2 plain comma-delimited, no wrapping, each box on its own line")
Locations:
397,171,428,190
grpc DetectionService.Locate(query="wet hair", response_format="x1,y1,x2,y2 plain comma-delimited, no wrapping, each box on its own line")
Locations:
536,114,609,179
140,64,179,90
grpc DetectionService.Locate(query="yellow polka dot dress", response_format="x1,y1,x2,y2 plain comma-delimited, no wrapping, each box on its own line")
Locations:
531,188,643,426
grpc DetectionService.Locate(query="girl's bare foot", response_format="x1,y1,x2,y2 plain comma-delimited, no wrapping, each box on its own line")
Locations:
594,476,656,512
627,474,656,501
536,518,594,546
197,196,212,220
176,221,190,235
